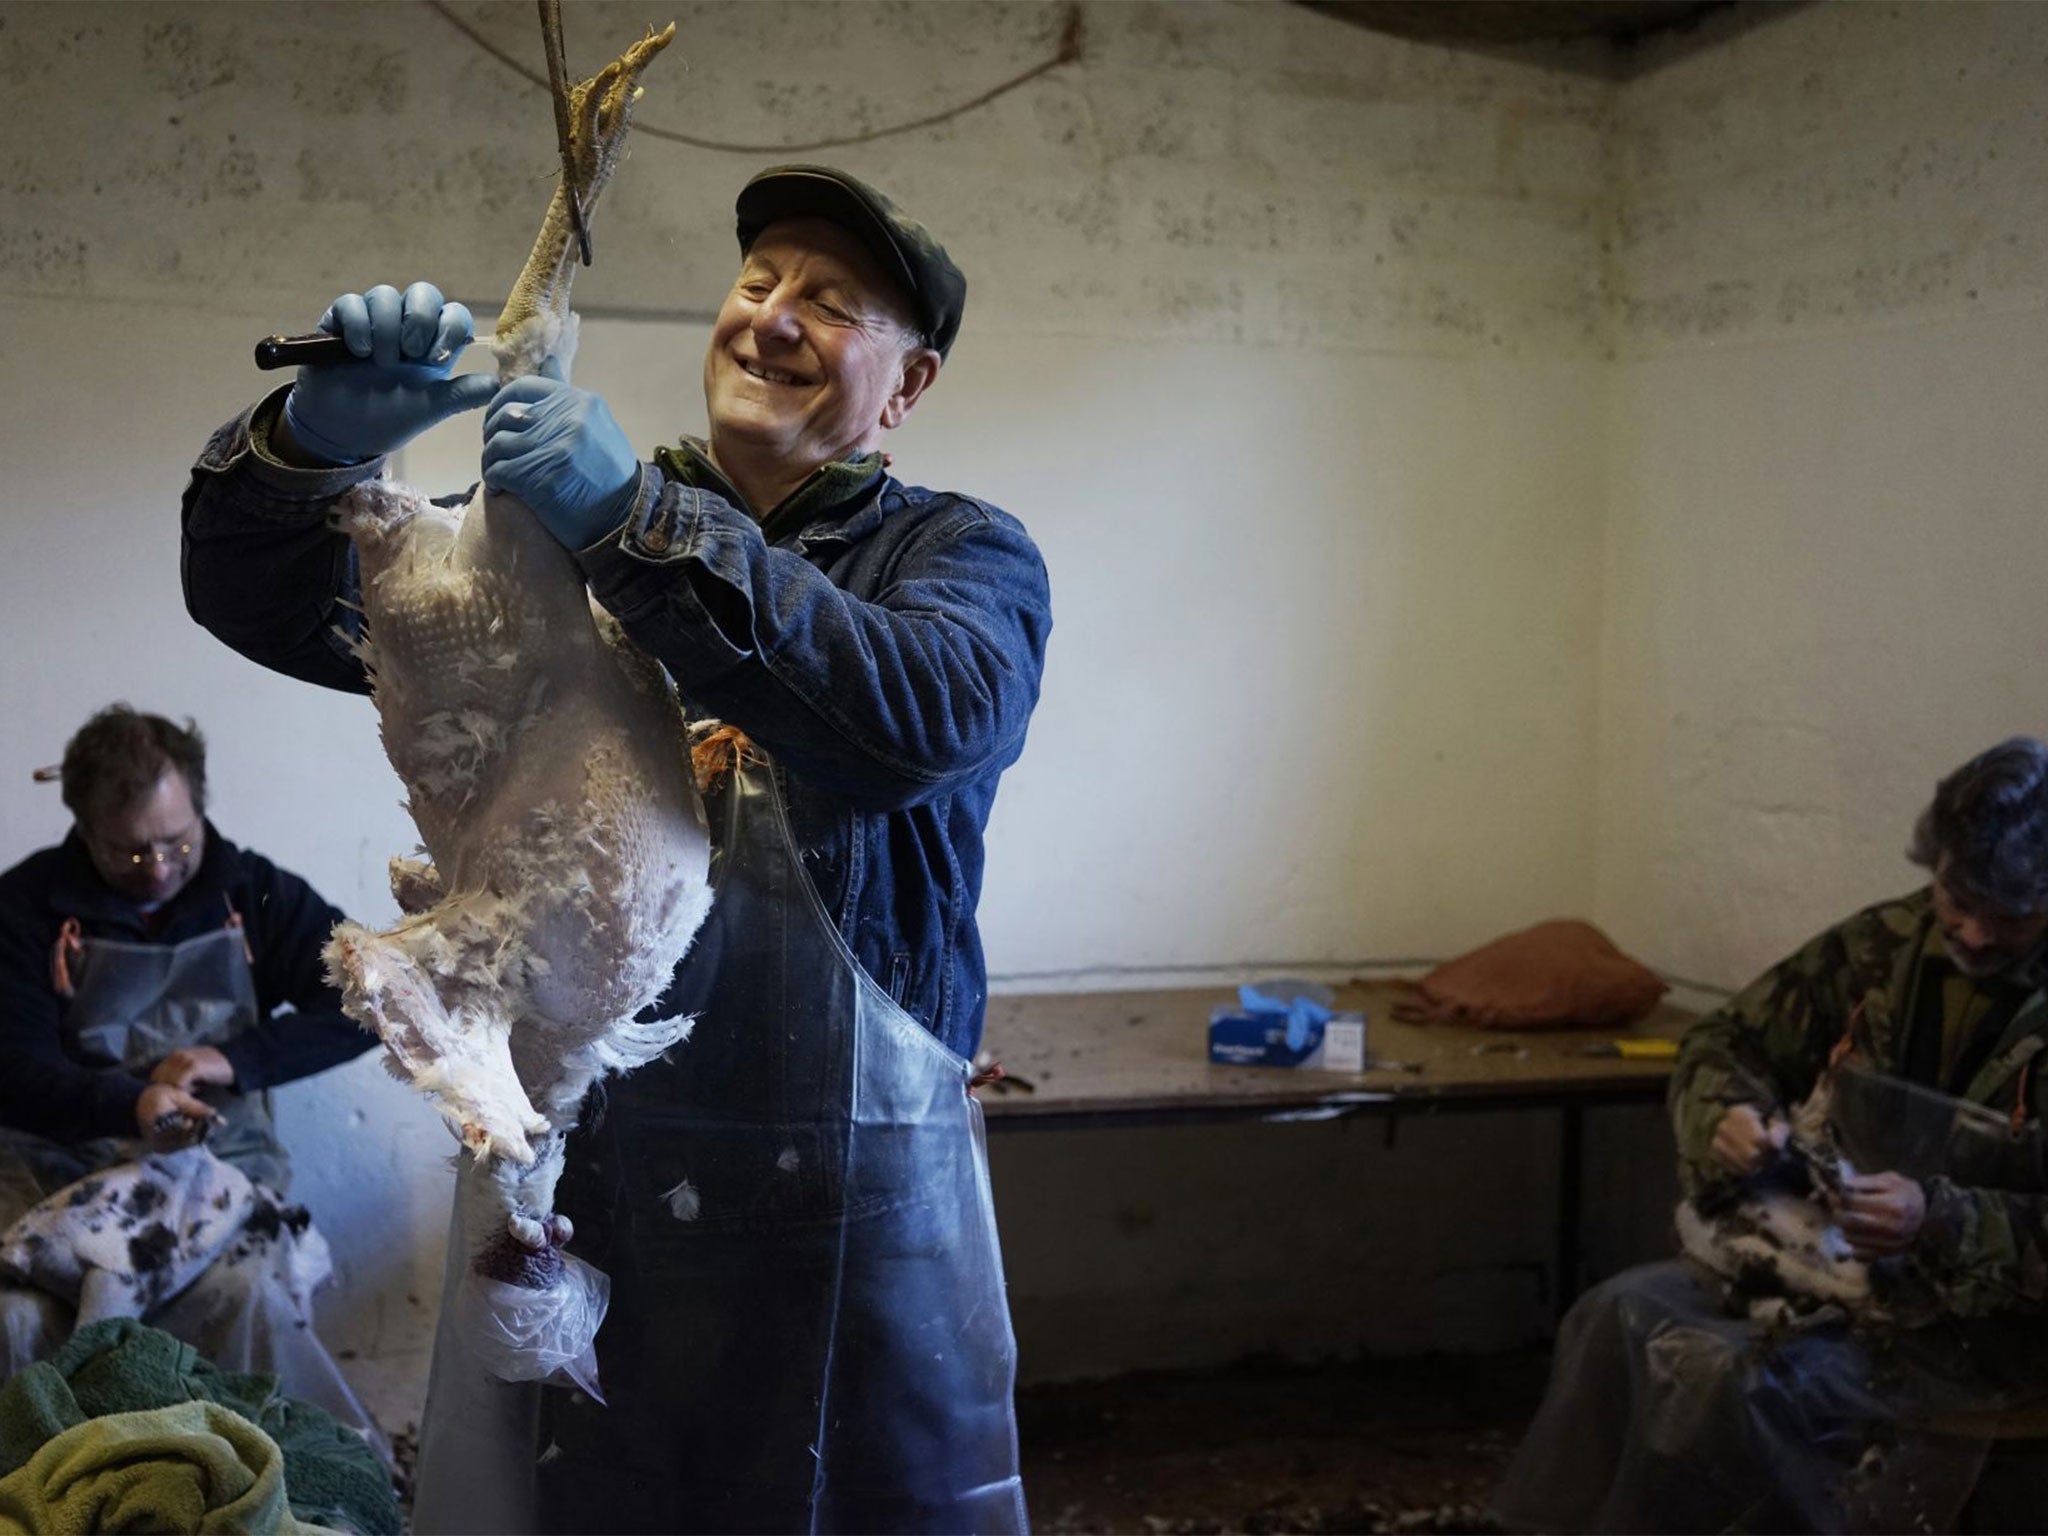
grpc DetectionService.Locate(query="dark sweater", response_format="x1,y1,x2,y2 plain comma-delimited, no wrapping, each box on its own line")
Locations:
0,826,374,1143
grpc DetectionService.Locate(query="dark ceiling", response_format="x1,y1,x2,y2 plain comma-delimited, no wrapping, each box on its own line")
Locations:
1293,2,1808,78
1296,1,1727,46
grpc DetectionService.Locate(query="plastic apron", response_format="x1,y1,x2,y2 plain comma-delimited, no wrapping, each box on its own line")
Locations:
1497,1058,2048,1534
412,752,1025,1535
0,921,268,1236
54,917,287,1187
0,916,382,1448
0,921,261,1383
0,918,282,1215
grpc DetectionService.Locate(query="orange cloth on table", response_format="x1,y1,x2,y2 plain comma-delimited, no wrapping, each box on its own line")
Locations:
1393,920,1667,1031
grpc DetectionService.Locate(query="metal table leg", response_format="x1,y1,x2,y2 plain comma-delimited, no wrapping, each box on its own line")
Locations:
1555,1102,1584,1318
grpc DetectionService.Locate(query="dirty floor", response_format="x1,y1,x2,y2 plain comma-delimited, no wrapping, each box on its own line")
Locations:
385,1350,1549,1532
1018,1351,1550,1535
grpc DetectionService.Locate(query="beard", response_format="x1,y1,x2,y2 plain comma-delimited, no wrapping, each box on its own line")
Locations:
1943,935,2018,977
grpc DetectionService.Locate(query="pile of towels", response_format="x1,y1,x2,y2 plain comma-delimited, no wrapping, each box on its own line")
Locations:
0,1318,396,1535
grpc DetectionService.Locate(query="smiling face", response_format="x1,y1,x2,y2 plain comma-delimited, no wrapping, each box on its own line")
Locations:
82,768,206,907
702,216,939,510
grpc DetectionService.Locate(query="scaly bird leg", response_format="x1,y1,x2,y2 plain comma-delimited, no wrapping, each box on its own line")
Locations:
494,23,676,381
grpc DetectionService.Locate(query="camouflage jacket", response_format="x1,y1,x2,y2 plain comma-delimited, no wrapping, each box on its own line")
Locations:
1670,887,2048,1316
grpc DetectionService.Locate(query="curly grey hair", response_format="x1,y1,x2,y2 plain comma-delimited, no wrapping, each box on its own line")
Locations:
1907,736,2048,915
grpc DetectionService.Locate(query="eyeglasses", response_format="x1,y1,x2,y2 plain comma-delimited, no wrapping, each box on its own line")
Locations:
121,840,196,867
89,823,201,869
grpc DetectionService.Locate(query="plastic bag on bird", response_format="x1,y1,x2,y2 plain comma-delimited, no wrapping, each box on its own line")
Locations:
453,1253,611,1402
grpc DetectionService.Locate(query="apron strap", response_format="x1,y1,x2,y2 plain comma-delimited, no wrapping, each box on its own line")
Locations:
220,895,256,966
1827,999,1868,1070
49,918,83,999
2013,1055,2034,1136
967,1059,1007,1097
53,899,256,997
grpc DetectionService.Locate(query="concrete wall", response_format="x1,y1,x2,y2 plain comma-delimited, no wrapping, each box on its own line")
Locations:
1025,0,2048,1387
993,1102,1677,1384
0,0,1618,1420
1591,1,2048,987
1,0,2042,1421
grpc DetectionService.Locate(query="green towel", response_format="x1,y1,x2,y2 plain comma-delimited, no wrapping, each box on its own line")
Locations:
0,1322,197,1471
0,1322,395,1535
0,1399,336,1533
243,1396,395,1536
0,1370,83,1482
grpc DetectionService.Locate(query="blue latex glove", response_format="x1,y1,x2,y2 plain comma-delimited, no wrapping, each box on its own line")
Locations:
1239,983,1334,1052
481,360,642,549
281,283,498,465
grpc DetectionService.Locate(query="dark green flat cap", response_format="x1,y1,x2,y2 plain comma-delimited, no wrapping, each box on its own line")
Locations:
736,164,967,359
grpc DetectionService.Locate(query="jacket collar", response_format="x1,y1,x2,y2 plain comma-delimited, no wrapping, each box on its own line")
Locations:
1952,982,2048,1105
656,439,891,549
49,822,239,935
1900,904,2048,1103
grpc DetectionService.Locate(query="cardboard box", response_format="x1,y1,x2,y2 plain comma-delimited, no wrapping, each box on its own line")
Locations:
1208,1010,1367,1072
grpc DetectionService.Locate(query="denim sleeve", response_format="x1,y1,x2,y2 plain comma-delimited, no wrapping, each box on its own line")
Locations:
577,475,1053,812
180,387,379,695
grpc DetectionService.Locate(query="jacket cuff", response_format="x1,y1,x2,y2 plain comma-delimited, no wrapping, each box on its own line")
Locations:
1671,1087,1765,1172
195,385,388,510
219,1033,274,1094
1915,1175,1973,1268
576,466,759,674
571,462,655,558
94,1072,149,1141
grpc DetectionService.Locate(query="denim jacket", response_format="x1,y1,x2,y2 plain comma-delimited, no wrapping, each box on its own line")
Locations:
181,389,1052,1058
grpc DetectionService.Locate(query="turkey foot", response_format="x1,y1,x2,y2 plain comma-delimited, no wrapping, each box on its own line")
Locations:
475,1213,576,1290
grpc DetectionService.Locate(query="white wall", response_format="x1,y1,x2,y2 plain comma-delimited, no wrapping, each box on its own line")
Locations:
8,0,2043,1417
1592,1,2048,987
0,1,1615,1417
1,0,1616,970
425,319,1608,984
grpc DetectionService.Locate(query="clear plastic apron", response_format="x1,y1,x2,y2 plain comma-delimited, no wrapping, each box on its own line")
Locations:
412,753,1025,1535
0,918,385,1452
0,916,271,1245
1828,1059,2045,1195
56,922,286,1189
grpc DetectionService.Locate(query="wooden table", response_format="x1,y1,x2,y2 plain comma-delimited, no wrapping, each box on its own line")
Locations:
976,980,1699,1308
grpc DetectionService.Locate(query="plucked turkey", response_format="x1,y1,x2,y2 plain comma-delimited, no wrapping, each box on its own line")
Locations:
321,24,707,1369
1674,1076,1879,1322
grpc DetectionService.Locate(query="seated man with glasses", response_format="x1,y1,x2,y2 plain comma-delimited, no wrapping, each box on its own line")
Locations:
0,703,378,1432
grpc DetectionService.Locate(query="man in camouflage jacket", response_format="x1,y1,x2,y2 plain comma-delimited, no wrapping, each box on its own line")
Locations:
1496,738,2048,1533
1671,740,2048,1319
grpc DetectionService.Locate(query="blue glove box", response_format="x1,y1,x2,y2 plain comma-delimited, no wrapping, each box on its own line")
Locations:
1207,1008,1367,1070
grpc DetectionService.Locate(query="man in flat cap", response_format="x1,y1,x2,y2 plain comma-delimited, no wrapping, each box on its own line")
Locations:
182,165,1049,1533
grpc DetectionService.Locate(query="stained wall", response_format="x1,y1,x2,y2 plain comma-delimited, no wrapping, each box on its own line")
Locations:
0,0,1615,1417
1590,1,2048,987
3,0,2039,1420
